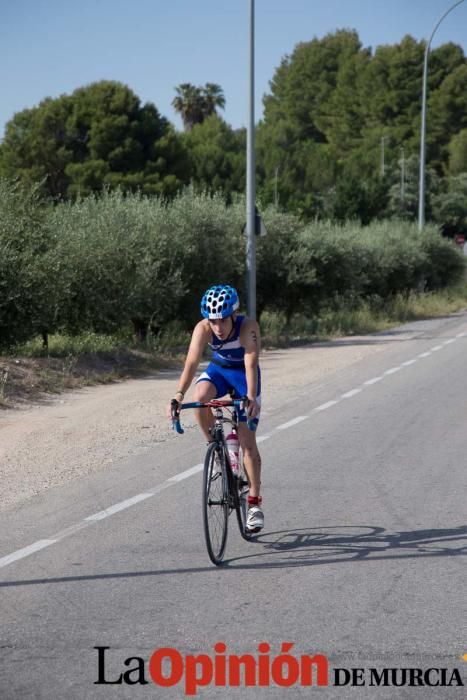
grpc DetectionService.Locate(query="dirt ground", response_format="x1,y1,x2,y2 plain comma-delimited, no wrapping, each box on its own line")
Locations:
0,331,412,511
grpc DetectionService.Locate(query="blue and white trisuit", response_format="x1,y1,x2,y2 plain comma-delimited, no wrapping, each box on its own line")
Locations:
196,315,261,426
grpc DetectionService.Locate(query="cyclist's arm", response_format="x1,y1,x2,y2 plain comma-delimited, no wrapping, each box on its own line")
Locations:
174,320,210,398
241,319,261,414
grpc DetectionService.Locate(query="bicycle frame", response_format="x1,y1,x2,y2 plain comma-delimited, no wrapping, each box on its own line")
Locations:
173,399,243,494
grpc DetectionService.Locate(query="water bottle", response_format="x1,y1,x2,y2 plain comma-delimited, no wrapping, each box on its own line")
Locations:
226,431,239,474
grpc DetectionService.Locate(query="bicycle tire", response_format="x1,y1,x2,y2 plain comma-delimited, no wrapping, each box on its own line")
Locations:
203,441,229,565
235,450,253,541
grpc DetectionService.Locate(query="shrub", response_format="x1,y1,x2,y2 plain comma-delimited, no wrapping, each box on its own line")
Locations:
1,182,463,349
0,180,60,348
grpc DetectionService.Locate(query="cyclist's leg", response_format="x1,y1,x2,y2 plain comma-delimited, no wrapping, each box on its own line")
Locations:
192,380,216,441
237,421,261,498
223,366,262,499
194,365,229,441
238,421,263,532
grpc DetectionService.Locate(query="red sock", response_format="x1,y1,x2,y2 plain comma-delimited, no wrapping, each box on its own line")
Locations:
248,496,262,506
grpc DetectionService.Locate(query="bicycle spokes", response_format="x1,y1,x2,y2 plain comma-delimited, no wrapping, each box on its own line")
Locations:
203,444,228,565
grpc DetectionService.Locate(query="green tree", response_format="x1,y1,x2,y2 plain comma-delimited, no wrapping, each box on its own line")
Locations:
432,174,467,236
447,128,467,175
0,180,61,348
257,30,466,219
183,115,245,198
0,81,188,199
256,119,338,216
428,64,467,169
258,30,378,217
361,37,424,138
264,30,363,141
386,155,440,221
322,175,389,224
0,97,74,198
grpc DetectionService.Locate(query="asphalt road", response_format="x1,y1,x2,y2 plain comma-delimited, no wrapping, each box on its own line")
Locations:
1,315,466,699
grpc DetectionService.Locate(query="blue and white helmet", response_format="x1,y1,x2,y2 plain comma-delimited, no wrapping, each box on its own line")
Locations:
200,285,239,320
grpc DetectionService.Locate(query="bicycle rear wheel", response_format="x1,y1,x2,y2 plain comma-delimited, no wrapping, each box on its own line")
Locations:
203,441,229,565
235,450,253,541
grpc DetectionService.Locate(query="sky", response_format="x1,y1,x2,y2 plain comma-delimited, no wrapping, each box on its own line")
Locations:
1,0,466,137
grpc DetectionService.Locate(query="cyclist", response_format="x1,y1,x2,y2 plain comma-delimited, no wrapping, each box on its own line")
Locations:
169,284,264,532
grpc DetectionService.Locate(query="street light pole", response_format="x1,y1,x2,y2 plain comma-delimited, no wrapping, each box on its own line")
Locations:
418,0,465,231
246,0,256,319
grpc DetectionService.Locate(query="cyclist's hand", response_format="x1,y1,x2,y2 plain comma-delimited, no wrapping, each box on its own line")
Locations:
169,398,185,434
167,398,180,420
246,397,260,419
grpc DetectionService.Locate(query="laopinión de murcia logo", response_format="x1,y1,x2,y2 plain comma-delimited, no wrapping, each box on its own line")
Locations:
94,645,466,695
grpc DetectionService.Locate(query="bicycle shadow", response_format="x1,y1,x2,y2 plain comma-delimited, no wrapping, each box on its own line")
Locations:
0,524,465,588
225,524,467,568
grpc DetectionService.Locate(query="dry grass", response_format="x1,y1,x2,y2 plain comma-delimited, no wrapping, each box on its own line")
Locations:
261,285,467,347
0,349,181,409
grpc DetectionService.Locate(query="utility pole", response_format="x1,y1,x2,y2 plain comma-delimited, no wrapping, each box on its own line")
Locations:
246,0,256,319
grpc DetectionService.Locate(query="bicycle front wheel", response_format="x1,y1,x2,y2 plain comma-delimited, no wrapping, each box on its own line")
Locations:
203,441,229,565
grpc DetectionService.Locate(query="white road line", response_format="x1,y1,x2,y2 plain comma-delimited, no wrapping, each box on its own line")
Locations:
315,400,339,411
418,352,431,358
84,493,154,521
257,434,272,443
402,359,417,366
0,540,57,569
443,339,456,345
52,520,93,542
364,376,383,385
275,416,308,431
431,345,443,352
341,389,362,399
384,367,401,375
167,464,203,483
147,481,177,496
456,332,466,338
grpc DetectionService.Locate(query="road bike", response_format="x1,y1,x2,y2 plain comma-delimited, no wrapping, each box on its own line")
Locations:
171,398,255,565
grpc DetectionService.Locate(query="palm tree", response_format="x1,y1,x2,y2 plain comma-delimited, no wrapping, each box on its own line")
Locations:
172,83,204,131
202,83,226,118
172,83,225,131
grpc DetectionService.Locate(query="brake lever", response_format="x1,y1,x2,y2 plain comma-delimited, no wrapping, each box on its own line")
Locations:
171,399,184,434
